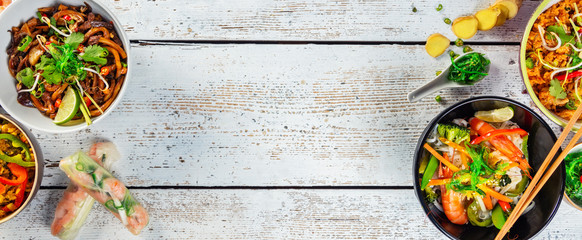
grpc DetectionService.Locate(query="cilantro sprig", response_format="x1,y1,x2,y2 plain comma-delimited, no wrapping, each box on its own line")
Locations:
549,79,568,99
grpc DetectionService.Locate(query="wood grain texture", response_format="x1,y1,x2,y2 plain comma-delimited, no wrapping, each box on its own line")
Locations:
0,189,579,239
96,0,541,42
30,43,563,187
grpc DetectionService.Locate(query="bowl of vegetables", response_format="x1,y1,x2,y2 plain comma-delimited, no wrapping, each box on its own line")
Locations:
0,0,130,133
0,113,43,224
413,96,565,239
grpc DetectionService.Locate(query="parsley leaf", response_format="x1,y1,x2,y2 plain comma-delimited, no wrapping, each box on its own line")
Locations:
547,24,575,46
16,68,35,88
64,32,84,49
550,79,568,99
81,45,108,65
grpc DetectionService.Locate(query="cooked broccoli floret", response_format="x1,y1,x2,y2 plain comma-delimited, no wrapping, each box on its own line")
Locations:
424,186,439,203
437,123,470,144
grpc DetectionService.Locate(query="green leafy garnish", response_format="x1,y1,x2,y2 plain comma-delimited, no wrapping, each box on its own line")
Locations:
549,79,567,99
448,52,490,85
547,24,575,46
64,32,84,49
566,99,578,110
81,45,109,65
36,55,63,85
565,151,582,206
16,68,35,88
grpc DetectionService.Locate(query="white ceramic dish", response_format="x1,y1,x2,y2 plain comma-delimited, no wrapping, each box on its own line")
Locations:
0,0,131,133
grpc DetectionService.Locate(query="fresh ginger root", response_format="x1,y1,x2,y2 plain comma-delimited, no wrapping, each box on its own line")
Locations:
494,0,523,20
475,8,501,31
452,16,479,39
425,33,451,57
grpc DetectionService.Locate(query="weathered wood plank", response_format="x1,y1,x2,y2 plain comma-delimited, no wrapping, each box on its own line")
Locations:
29,43,561,187
95,0,540,42
0,189,579,239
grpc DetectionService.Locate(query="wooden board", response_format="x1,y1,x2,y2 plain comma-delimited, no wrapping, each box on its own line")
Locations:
0,189,580,239
98,0,540,42
32,43,561,187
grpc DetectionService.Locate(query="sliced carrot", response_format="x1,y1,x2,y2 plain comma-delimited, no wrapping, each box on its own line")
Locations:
483,193,493,210
502,162,519,171
477,184,513,203
439,137,471,157
424,143,460,172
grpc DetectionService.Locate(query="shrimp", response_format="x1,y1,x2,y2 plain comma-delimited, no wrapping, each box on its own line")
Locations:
126,205,149,235
439,164,468,225
469,118,531,176
52,142,120,240
60,149,149,235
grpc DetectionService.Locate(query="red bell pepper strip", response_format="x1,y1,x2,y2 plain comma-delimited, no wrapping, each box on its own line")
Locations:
498,200,511,212
0,184,5,194
1,166,28,213
556,70,582,81
0,163,27,186
469,118,532,177
470,128,528,145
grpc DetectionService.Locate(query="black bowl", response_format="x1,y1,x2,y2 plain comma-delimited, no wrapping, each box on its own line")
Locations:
413,96,565,240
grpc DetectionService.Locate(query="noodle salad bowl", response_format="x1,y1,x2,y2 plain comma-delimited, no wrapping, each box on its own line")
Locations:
0,113,43,224
520,0,581,129
0,0,131,133
413,96,565,240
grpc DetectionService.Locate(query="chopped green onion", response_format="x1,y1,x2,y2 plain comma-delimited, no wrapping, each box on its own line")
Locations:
436,4,443,11
444,18,452,25
463,46,473,53
435,95,442,103
525,57,535,69
17,36,32,52
436,70,442,76
455,38,464,47
412,7,418,13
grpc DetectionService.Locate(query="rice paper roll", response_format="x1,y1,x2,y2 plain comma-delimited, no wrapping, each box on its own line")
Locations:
51,142,121,240
59,150,149,235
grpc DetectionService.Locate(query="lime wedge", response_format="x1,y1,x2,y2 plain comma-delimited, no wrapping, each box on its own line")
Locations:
53,87,80,125
475,106,514,122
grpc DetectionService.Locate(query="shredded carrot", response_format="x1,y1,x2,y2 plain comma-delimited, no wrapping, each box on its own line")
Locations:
477,184,513,203
424,143,460,172
459,150,469,169
439,137,471,157
427,178,451,186
502,162,520,171
482,193,493,210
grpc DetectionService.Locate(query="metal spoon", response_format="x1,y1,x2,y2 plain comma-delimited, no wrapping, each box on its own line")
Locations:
407,53,490,102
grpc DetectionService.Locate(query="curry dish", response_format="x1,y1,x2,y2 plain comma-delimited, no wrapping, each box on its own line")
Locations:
526,0,582,120
0,120,35,219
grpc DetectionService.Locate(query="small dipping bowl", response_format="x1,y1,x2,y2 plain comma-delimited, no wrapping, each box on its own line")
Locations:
563,143,582,211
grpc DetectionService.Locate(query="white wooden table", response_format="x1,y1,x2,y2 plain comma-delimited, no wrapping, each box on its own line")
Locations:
1,0,581,239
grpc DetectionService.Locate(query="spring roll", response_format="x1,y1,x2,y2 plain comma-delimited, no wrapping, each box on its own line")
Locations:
59,150,148,235
51,142,121,240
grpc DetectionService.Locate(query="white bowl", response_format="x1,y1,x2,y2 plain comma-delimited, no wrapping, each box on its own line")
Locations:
0,0,131,133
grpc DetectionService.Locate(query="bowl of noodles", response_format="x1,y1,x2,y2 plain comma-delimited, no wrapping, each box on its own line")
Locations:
413,96,564,239
0,113,43,224
0,0,130,133
520,0,582,129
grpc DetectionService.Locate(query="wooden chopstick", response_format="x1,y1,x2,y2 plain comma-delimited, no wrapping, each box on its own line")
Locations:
494,105,582,240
